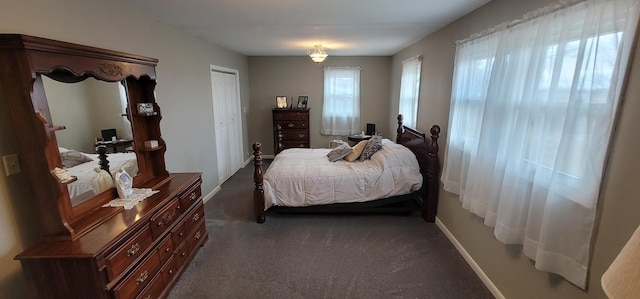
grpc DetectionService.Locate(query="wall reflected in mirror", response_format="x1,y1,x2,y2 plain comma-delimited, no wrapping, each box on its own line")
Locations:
42,75,138,206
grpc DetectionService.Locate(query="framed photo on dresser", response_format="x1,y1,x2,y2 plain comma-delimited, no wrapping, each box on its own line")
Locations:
276,96,287,109
297,96,308,109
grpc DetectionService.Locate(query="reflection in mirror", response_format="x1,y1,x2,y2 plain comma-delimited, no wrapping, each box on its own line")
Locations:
42,75,139,206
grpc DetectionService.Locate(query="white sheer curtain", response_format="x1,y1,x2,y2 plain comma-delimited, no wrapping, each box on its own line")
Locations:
398,56,422,128
441,0,639,288
321,67,361,135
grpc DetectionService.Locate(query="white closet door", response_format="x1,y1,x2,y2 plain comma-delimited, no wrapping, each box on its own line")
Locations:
211,68,243,185
223,72,242,173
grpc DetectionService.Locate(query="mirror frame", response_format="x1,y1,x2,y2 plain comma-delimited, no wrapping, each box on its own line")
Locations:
1,34,169,239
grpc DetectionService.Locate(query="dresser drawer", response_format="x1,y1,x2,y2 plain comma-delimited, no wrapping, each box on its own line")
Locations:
178,182,202,211
273,111,308,121
274,121,308,130
135,271,164,299
184,202,205,233
187,220,207,250
113,250,162,299
281,130,308,141
106,224,153,280
281,141,310,149
171,219,188,247
150,198,182,240
173,240,190,269
156,234,174,265
159,255,178,285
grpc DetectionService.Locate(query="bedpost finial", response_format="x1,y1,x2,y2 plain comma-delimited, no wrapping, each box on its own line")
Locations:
252,142,261,152
397,114,403,122
430,125,440,136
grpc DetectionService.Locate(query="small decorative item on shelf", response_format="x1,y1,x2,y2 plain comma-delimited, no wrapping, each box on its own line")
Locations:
137,102,155,115
144,140,159,149
276,96,287,109
52,167,75,184
297,96,308,109
114,168,133,199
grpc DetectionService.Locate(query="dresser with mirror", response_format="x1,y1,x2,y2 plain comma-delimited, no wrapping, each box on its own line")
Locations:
2,34,208,298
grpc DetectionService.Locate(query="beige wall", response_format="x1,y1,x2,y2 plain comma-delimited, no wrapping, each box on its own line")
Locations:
248,56,391,155
392,0,640,298
0,0,249,297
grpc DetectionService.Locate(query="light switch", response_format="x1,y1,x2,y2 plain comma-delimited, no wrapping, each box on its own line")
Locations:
3,154,21,176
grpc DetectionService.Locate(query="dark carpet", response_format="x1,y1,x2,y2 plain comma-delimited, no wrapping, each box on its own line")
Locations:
168,161,493,299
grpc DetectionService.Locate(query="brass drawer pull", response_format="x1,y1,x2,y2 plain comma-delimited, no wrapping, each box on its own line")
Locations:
298,134,305,138
287,123,294,128
136,270,149,284
127,243,140,257
169,269,174,275
165,247,171,253
192,213,200,222
181,252,187,257
194,231,201,241
190,192,196,200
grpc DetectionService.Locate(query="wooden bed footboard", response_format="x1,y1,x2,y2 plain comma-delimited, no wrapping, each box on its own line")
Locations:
252,114,440,223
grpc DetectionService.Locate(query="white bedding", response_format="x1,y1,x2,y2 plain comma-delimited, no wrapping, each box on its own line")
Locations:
64,151,138,202
263,139,422,209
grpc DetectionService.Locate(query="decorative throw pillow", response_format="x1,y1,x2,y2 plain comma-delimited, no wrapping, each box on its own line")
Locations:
326,144,353,162
359,135,383,161
344,140,368,162
61,150,93,168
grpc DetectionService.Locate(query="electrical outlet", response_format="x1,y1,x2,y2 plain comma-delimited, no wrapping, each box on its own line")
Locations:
3,154,21,176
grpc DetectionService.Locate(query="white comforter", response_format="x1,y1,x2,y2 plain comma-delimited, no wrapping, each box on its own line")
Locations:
67,152,138,202
263,139,422,209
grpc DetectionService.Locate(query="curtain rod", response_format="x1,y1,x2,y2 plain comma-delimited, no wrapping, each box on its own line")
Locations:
455,0,588,46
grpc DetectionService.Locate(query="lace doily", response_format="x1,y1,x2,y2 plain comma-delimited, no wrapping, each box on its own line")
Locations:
102,188,159,210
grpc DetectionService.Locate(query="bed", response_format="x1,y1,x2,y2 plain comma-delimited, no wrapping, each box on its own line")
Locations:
252,114,440,223
59,147,138,205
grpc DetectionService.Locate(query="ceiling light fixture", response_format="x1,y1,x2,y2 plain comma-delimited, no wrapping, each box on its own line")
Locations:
307,45,328,63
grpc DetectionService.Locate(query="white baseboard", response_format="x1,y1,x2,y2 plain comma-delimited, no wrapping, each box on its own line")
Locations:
202,185,221,204
435,217,505,299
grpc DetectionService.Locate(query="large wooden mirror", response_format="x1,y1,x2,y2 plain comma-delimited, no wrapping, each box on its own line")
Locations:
42,75,138,207
0,34,170,239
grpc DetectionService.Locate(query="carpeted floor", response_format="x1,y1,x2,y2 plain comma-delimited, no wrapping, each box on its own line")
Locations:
168,161,494,299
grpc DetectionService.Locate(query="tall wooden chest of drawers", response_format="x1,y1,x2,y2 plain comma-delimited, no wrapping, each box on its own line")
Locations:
272,109,310,154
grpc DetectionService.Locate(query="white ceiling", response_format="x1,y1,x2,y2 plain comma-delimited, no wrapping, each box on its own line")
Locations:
110,0,490,56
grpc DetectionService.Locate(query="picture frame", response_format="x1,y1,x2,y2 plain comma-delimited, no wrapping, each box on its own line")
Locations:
276,96,287,109
137,102,155,114
297,96,308,109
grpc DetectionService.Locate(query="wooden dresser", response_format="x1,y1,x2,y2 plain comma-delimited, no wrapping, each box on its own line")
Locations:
1,34,208,298
272,109,310,154
16,173,207,298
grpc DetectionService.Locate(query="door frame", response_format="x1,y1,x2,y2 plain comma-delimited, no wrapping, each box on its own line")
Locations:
210,64,244,184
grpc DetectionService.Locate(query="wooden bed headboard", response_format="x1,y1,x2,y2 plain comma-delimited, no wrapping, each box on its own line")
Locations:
395,114,440,222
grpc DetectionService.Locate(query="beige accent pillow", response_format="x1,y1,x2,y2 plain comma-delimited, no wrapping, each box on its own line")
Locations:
344,140,368,162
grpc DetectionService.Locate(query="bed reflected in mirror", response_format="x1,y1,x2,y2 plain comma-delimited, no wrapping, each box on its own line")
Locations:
41,75,139,206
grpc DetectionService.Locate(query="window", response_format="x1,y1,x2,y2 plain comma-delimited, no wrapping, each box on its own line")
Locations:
321,67,361,135
398,56,422,128
441,0,639,288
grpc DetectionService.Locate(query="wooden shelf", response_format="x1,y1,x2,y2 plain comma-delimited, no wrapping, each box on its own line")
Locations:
136,112,158,116
140,145,165,152
48,125,66,132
